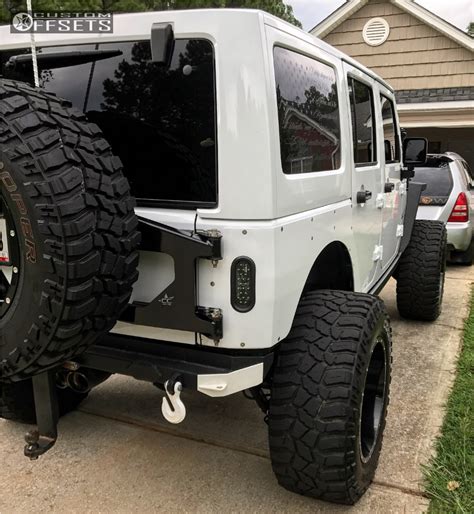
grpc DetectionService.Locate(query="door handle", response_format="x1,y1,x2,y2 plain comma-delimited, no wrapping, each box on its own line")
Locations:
384,182,395,193
356,190,372,204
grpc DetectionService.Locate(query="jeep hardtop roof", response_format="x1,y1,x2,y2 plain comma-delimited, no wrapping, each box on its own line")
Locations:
0,9,394,93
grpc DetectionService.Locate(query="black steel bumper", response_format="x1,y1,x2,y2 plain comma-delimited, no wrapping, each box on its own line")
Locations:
78,333,275,390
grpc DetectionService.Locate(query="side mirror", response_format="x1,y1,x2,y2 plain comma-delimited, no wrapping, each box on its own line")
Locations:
151,22,174,66
403,137,428,166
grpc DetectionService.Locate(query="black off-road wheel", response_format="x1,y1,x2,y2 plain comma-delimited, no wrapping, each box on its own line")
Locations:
268,290,392,505
0,378,88,424
396,220,447,321
0,79,140,382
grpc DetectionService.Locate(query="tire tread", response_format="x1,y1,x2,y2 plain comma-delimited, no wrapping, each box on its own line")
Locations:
0,79,139,380
396,220,446,321
268,290,392,505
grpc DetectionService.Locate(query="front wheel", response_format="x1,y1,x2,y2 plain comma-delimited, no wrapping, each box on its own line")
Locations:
268,290,392,505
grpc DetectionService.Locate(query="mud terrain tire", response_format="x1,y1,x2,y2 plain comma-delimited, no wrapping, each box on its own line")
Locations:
268,290,392,504
396,220,447,321
0,79,140,382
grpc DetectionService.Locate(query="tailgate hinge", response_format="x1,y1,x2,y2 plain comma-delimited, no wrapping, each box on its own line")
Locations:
127,218,224,343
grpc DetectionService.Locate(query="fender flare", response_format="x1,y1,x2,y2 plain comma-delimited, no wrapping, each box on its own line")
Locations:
400,181,426,254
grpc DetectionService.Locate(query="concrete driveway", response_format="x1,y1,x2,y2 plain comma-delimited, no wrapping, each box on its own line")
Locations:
1,266,472,513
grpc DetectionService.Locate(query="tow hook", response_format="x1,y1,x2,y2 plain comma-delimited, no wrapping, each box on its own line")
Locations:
161,378,186,424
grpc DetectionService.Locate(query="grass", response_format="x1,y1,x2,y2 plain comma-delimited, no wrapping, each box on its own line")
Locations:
423,290,474,513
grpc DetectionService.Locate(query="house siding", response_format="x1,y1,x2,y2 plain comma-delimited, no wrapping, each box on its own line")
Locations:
322,0,474,90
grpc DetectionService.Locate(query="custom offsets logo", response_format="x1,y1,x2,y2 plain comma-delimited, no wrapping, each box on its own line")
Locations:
11,12,113,33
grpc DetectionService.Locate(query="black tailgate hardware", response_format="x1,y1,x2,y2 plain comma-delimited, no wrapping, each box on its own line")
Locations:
151,22,175,66
6,50,124,71
130,218,223,343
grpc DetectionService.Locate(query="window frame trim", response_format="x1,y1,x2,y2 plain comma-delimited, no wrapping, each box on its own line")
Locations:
347,75,378,169
380,93,400,164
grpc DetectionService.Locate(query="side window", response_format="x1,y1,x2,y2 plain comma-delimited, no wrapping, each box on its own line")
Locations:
380,95,400,163
348,77,376,166
273,46,341,174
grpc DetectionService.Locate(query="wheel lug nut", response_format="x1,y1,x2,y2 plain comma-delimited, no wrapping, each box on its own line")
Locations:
13,267,18,273
10,230,15,237
6,297,11,304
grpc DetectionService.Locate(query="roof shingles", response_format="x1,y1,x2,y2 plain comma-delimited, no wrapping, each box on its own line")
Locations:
395,86,474,103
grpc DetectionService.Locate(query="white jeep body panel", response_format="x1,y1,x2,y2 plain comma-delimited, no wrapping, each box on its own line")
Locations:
0,10,405,351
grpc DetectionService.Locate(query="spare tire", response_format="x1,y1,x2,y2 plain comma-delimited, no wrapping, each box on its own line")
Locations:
0,79,140,382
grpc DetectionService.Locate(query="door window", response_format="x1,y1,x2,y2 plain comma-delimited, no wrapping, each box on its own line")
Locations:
348,78,376,166
380,95,400,163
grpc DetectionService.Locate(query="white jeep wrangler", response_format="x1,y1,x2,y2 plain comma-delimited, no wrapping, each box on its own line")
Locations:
0,9,446,505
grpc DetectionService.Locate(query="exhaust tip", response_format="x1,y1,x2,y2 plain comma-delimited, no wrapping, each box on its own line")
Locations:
66,371,90,394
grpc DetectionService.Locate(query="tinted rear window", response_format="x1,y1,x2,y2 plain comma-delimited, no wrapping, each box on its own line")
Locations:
273,47,341,174
414,166,453,204
0,40,217,208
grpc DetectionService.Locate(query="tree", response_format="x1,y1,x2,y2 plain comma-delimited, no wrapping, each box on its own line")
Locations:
468,22,474,37
1,0,301,27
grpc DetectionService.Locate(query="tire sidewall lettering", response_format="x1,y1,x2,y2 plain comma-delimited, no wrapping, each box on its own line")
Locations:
0,163,42,344
0,170,16,192
0,170,37,264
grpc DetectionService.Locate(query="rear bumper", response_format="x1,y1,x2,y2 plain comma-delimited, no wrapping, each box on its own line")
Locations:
78,334,274,397
447,221,472,251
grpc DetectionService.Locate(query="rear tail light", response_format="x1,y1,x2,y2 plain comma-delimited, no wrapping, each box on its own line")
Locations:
448,192,469,223
231,257,256,312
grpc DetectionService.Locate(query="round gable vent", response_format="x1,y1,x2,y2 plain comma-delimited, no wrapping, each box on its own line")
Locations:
363,18,390,46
